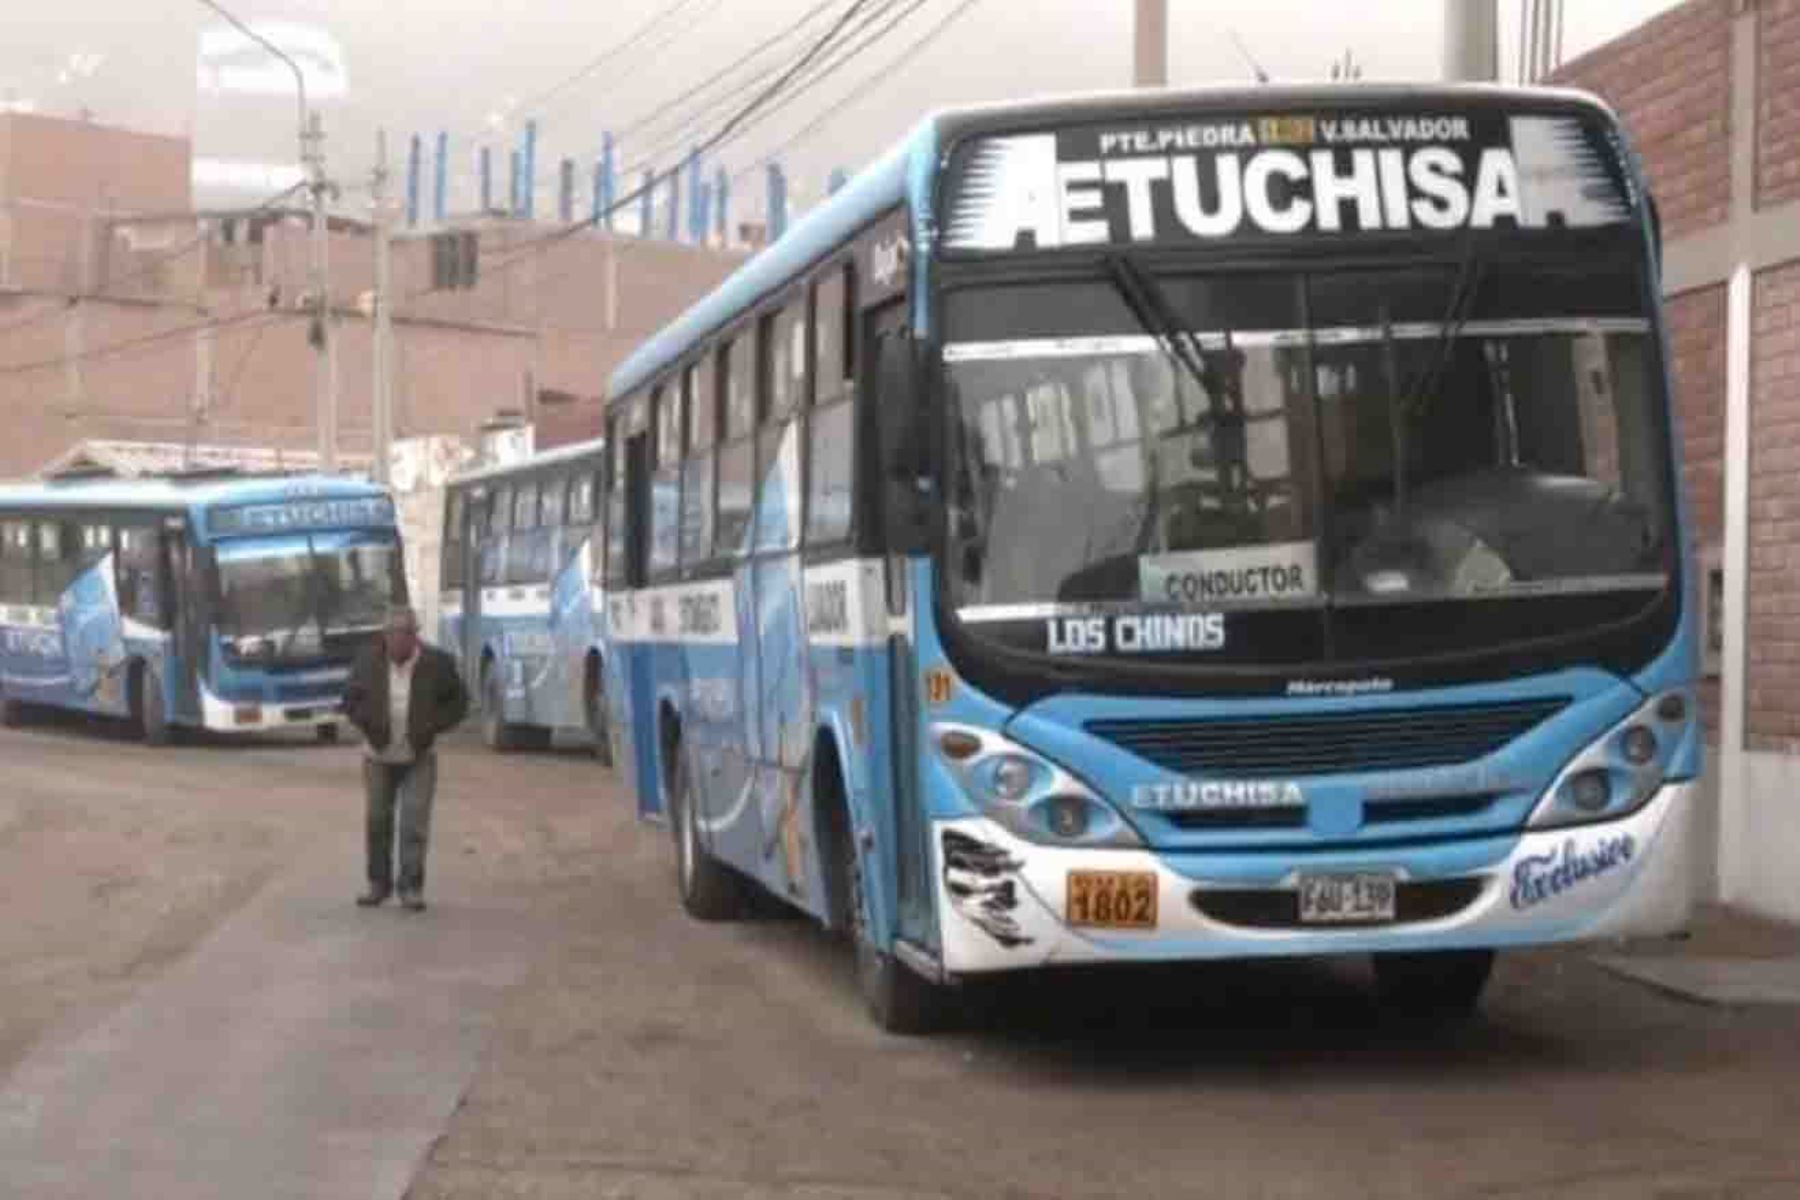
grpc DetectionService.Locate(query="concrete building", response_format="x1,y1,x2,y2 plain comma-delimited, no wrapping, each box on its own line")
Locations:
1553,0,1800,921
0,110,747,478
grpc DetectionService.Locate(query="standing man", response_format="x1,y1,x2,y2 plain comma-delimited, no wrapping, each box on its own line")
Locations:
343,605,468,911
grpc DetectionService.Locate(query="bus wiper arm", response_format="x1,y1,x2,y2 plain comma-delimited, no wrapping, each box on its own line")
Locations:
1101,252,1212,403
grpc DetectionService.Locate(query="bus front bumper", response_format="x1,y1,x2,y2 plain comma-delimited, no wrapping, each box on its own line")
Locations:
201,683,346,732
932,779,1695,975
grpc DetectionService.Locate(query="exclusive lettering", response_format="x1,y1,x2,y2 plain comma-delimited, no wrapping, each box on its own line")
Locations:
1508,834,1636,910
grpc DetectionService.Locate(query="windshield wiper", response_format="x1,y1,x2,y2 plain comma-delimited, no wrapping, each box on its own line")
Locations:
1101,251,1213,413
1100,252,1229,550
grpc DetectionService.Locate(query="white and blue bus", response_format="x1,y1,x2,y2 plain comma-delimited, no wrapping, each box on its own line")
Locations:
0,472,404,743
439,439,616,759
602,85,1700,1031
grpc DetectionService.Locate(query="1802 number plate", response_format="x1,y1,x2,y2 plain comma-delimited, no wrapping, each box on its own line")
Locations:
1065,871,1158,930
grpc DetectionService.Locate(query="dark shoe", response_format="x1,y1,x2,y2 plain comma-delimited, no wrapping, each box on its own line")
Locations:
399,891,427,912
356,887,391,907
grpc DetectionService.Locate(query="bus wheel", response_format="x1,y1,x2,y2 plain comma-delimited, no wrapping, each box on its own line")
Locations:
316,723,341,745
0,690,24,728
584,663,612,767
670,750,745,921
481,665,518,752
131,664,171,747
1372,949,1495,1020
831,794,943,1035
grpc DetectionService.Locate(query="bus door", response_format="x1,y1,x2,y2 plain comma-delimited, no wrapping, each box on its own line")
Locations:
747,308,814,899
459,490,485,678
867,299,935,944
621,418,664,817
160,524,203,722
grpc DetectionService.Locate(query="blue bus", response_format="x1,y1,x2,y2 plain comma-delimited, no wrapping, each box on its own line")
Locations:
602,84,1699,1031
439,439,616,759
0,471,404,743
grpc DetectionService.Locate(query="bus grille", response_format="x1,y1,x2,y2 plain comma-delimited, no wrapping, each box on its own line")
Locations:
1191,878,1485,930
1086,698,1568,778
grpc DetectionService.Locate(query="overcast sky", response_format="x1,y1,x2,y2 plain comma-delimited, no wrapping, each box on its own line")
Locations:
3,0,1684,220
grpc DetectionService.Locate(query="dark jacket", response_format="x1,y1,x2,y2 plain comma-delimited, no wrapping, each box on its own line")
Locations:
344,642,469,756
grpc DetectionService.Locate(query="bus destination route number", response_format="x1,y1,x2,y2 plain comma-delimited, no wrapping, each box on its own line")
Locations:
1065,870,1158,930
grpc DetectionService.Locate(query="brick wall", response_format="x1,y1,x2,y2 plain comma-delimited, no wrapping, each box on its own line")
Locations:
1668,286,1729,733
1552,0,1733,239
1747,260,1800,747
1758,0,1800,207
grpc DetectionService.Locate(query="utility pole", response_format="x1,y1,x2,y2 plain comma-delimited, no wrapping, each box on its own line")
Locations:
371,130,395,486
305,112,336,472
195,2,333,468
1443,0,1498,82
1133,0,1167,87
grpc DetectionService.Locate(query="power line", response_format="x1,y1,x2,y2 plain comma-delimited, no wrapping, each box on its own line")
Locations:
733,0,985,185
0,307,281,379
618,0,923,194
511,0,715,121
0,182,306,341
617,0,882,159
417,0,878,301
649,0,925,178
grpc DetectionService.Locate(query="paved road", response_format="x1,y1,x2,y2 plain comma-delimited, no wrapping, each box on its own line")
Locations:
3,714,1800,1199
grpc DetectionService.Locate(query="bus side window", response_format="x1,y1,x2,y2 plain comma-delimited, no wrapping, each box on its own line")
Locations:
480,486,509,587
650,384,684,577
441,489,465,592
115,526,165,628
715,338,756,558
681,357,717,567
507,481,546,585
0,520,33,608
806,398,854,545
603,424,627,586
34,521,78,604
754,300,806,553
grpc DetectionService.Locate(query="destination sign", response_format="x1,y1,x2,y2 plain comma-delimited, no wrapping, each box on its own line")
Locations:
209,496,396,537
941,106,1634,253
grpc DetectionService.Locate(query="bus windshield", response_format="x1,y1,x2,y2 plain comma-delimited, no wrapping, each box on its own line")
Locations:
943,257,1672,655
214,533,401,652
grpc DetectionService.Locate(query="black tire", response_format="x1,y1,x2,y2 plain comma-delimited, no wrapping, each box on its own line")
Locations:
480,664,518,752
0,689,24,728
827,782,944,1035
132,663,171,747
1372,949,1495,1019
584,660,613,767
669,747,745,921
316,722,341,745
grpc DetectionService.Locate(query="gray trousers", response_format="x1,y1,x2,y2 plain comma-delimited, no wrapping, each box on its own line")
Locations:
364,751,438,894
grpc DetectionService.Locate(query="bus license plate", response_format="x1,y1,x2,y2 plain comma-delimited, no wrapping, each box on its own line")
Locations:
1298,873,1397,924
1065,871,1158,930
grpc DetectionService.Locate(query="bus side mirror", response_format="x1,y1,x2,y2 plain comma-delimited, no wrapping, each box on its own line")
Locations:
1647,194,1663,278
875,329,931,551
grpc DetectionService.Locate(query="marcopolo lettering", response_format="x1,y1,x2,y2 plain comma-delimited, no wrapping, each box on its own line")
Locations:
1508,834,1636,910
1131,779,1306,811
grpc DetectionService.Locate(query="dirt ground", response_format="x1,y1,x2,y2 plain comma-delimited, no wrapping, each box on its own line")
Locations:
8,709,1800,1199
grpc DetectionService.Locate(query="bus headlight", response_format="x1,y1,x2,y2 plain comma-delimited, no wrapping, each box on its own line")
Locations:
932,723,1142,848
1529,690,1692,829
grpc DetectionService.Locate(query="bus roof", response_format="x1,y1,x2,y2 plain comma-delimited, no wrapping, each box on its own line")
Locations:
446,435,609,488
606,125,930,403
604,82,1613,407
0,472,389,515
